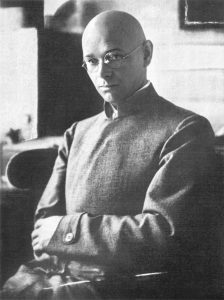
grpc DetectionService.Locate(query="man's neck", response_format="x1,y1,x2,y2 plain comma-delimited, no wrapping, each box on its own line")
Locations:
105,80,151,119
111,80,150,114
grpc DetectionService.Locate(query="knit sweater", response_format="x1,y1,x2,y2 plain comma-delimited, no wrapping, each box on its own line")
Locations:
36,83,217,279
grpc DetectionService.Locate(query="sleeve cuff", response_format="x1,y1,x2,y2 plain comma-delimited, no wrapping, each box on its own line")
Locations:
45,213,85,255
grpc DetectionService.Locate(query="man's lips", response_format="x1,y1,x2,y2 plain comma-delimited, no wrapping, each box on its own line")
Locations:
99,84,118,89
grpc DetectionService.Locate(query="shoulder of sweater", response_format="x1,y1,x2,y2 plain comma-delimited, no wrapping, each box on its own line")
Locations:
60,112,105,149
153,95,201,126
155,95,195,121
78,111,105,126
66,111,105,134
148,93,213,137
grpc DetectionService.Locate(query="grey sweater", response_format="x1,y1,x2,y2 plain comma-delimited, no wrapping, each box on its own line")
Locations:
35,84,217,280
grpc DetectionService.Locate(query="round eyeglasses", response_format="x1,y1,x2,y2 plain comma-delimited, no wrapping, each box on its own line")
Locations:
82,43,144,73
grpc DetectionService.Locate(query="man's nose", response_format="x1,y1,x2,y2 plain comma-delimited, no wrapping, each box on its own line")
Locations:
97,60,112,78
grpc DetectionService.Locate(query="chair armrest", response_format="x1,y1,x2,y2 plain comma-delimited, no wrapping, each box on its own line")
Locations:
6,148,58,190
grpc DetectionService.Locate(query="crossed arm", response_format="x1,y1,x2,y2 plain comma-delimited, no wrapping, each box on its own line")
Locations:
31,115,216,271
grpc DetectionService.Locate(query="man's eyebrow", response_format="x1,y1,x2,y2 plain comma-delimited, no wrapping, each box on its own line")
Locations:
84,48,124,58
106,48,124,53
83,54,96,58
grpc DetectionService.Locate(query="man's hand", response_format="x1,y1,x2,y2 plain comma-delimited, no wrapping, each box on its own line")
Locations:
31,216,63,257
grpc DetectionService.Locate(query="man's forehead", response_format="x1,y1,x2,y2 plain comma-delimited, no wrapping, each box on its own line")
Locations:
82,28,130,57
82,28,133,56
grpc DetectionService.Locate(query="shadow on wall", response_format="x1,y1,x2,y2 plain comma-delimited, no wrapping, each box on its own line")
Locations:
45,0,101,33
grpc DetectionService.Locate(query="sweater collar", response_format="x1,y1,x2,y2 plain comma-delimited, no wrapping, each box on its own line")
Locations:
104,82,157,119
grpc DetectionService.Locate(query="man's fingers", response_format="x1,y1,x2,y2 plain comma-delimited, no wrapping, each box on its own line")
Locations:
32,242,43,252
34,252,51,261
32,238,41,251
32,243,38,252
32,237,38,247
34,219,42,229
33,248,42,258
31,229,38,240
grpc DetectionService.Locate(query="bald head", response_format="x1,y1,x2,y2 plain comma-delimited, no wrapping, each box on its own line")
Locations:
82,11,146,53
81,10,153,105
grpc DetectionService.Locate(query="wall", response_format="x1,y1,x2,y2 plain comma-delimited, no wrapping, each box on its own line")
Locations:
99,0,224,132
0,8,38,141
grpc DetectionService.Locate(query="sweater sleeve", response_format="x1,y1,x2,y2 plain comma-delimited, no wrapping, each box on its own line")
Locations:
42,115,217,274
34,123,77,221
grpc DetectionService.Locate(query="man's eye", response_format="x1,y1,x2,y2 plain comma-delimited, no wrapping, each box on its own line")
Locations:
105,53,123,62
86,58,98,65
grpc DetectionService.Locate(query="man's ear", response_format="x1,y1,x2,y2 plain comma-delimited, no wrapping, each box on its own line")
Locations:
143,40,153,67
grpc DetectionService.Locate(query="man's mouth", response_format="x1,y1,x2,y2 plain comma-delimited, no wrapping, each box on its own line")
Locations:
99,84,118,90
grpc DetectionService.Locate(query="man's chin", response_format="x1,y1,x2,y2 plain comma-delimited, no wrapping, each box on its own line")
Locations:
100,92,120,104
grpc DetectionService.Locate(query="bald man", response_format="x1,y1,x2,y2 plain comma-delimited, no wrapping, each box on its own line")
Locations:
2,10,220,299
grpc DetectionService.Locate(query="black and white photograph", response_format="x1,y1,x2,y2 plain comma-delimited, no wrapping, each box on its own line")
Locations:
0,0,224,299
